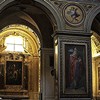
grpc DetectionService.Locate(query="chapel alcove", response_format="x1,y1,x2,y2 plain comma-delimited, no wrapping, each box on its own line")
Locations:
0,24,40,100
91,12,100,99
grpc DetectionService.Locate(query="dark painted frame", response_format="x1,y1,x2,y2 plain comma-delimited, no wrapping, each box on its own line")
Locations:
6,61,22,85
64,44,87,94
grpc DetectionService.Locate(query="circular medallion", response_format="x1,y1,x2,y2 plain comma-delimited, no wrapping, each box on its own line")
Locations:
62,3,85,26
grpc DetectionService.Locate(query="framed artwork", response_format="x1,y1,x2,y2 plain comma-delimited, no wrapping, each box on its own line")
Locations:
64,44,87,93
62,3,85,26
6,61,22,85
60,40,92,98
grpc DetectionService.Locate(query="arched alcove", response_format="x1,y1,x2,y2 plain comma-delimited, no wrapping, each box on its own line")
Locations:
0,24,40,54
0,24,41,100
90,12,100,99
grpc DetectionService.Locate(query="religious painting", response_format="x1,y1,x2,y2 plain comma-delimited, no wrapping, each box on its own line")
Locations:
6,61,22,85
64,43,87,95
62,3,85,26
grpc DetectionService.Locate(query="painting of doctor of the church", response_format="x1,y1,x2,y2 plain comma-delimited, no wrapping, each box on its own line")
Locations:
65,44,87,94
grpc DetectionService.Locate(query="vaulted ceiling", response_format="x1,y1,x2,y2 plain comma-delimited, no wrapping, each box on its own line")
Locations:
0,0,54,48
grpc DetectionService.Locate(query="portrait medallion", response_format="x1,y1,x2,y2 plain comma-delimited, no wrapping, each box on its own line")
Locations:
63,3,85,26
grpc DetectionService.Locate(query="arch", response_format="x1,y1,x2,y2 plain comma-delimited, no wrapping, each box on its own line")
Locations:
84,5,100,33
0,24,40,55
0,0,64,31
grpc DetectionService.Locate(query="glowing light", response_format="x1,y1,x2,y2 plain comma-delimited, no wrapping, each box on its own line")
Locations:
91,35,100,57
5,35,24,52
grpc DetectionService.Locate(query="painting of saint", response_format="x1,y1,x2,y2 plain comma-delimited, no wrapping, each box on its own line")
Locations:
6,61,22,85
65,44,86,93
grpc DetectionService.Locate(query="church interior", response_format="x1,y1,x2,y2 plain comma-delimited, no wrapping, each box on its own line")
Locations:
0,0,100,100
